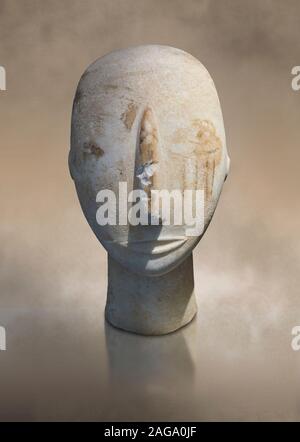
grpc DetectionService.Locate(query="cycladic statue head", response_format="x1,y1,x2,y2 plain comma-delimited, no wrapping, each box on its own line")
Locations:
69,45,230,335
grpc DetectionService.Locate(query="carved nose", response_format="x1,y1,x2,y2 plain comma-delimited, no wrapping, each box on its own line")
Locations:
138,107,159,183
136,107,160,196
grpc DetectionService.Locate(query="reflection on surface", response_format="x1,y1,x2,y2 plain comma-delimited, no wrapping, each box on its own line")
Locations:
104,319,197,421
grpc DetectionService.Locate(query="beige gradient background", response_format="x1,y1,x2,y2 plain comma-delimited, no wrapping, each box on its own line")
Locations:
0,0,300,421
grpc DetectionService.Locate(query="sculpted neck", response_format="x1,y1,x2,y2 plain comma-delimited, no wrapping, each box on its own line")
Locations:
105,254,197,335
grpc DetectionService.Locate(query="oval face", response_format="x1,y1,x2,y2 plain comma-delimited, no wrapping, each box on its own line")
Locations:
69,45,230,276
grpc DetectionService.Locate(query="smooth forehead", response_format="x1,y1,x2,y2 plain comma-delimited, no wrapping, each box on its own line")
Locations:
76,45,221,109
84,44,211,82
72,45,225,148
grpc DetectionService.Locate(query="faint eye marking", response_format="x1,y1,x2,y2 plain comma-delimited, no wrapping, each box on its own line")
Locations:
121,101,138,130
83,141,104,158
171,119,222,202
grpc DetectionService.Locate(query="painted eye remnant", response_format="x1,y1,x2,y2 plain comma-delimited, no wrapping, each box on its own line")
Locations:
133,105,223,208
132,105,223,226
121,101,138,130
77,100,223,209
171,119,222,201
137,113,222,202
83,141,104,158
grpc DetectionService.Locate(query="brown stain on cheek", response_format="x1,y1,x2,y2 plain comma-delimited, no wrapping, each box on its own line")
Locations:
172,120,222,202
83,141,104,158
193,120,222,164
193,120,221,200
121,102,138,130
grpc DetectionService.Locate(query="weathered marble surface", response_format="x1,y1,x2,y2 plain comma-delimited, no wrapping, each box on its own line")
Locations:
69,45,230,335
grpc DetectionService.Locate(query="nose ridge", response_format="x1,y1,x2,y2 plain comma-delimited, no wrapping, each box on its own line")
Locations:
135,106,161,211
139,107,159,164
